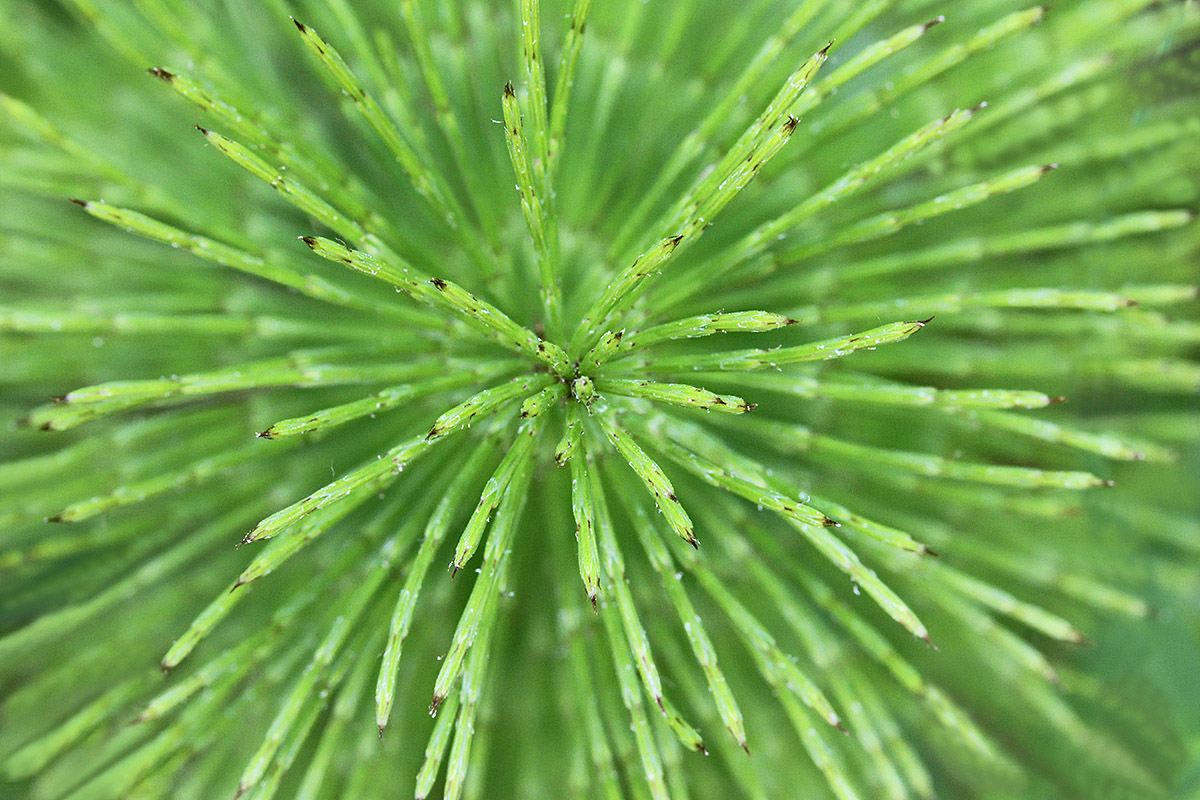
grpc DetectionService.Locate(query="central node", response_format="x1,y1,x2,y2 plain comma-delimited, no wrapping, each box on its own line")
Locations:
570,375,596,406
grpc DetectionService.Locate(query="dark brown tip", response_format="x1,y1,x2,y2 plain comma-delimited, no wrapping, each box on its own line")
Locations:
590,594,598,613
378,725,385,742
195,125,209,135
255,427,275,439
1049,395,1067,404
1041,163,1060,173
666,233,685,250
1102,479,1116,488
922,544,940,558
503,80,516,98
148,67,175,82
823,516,839,527
688,536,700,550
39,422,55,432
916,316,935,326
46,514,65,523
833,719,849,736
782,115,800,136
68,198,88,207
299,236,318,249
744,403,758,412
292,17,307,33
819,41,834,56
450,564,459,579
920,633,937,650
430,695,445,716
924,15,946,30
160,661,171,675
430,277,448,290
740,742,751,756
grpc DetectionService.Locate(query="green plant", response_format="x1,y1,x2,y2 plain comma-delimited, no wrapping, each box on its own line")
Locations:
2,0,1198,798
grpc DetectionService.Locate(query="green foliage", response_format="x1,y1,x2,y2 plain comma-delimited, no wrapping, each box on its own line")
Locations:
1,1,1199,798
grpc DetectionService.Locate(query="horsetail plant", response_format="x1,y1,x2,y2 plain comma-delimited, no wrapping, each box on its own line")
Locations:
2,1,1199,799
